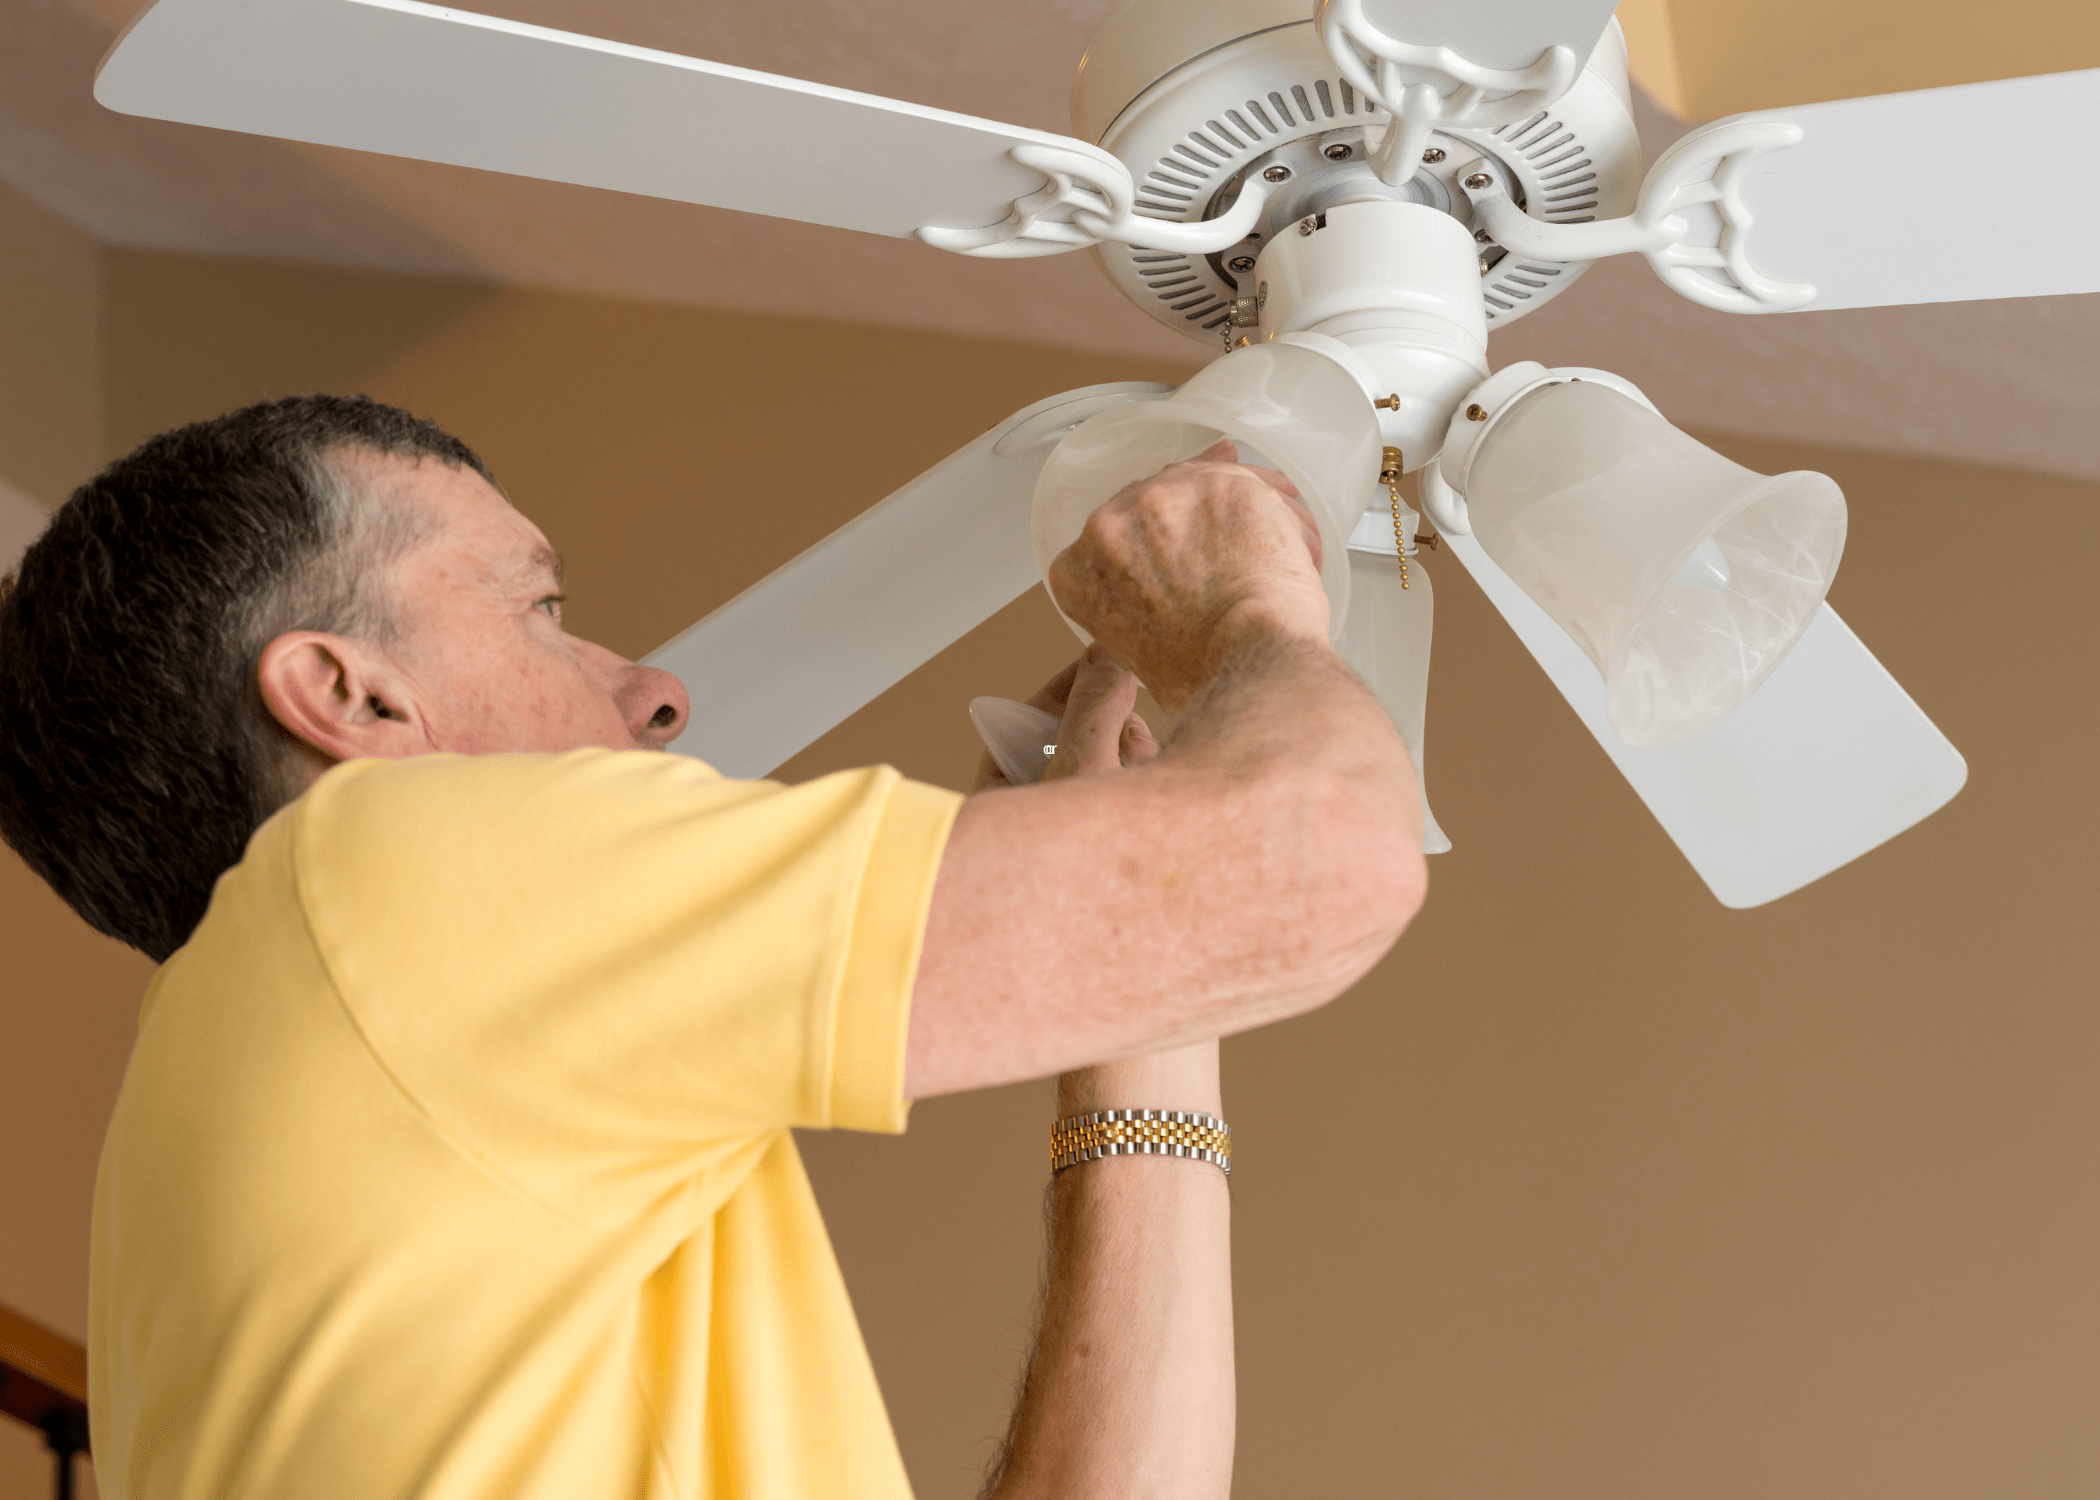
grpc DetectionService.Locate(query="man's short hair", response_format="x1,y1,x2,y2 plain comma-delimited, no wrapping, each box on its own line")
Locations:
0,394,493,962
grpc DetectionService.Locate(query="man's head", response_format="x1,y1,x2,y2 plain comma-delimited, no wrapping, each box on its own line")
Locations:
0,395,688,962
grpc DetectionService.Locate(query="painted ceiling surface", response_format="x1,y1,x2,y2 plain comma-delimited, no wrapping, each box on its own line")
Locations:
1,0,2094,479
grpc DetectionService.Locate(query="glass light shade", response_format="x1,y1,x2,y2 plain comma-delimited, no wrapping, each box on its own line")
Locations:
1335,549,1450,853
1466,380,1847,749
1032,339,1382,644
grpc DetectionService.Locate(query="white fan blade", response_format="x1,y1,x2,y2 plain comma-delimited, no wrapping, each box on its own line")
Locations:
1351,0,1621,74
1441,532,1966,907
647,384,1170,779
94,0,1125,243
1715,68,2100,310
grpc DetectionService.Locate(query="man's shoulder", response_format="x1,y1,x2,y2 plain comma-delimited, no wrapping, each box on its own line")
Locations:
282,751,934,948
300,747,731,829
167,752,733,984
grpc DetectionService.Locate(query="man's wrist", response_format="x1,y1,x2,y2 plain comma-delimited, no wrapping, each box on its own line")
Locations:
1059,1039,1222,1117
1187,606,1335,707
1110,599,1328,716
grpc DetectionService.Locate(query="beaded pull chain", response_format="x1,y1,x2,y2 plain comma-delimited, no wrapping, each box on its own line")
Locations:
1381,446,1410,589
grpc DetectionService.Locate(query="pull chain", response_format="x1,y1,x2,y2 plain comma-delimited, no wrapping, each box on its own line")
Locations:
1380,446,1409,589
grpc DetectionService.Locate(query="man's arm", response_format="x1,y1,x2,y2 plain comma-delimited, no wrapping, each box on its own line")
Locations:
982,1043,1232,1500
962,658,1232,1500
907,444,1427,1099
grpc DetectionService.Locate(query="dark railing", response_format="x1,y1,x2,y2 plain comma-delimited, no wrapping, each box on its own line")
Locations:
0,1303,90,1500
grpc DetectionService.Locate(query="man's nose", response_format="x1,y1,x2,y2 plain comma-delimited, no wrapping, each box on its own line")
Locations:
621,663,691,749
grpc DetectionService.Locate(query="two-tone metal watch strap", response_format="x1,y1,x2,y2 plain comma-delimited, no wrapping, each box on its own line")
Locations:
1049,1108,1232,1176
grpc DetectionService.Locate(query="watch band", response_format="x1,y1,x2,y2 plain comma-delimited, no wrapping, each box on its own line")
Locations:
1049,1108,1232,1176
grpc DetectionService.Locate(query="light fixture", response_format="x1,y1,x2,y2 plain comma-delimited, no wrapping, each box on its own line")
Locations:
1031,337,1382,644
1432,363,1847,749
1336,540,1450,852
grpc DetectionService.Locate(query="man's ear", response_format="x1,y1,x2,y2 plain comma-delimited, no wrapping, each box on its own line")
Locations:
257,631,430,768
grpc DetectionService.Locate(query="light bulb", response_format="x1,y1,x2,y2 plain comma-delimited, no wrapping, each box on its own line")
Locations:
1671,536,1732,591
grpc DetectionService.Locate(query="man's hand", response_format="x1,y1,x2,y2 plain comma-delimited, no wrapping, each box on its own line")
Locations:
971,646,1159,795
1046,440,1327,712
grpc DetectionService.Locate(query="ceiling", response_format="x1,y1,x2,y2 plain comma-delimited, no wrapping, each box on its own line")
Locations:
0,0,2094,482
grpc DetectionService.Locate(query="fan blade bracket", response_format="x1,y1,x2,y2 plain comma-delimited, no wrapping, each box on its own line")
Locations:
1455,121,1818,313
1632,119,1819,313
917,145,1279,258
1316,0,1589,132
1692,69,2100,311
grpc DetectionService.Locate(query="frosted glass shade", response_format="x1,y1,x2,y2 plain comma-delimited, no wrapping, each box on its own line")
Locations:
1467,381,1847,749
1032,339,1382,644
1335,549,1450,853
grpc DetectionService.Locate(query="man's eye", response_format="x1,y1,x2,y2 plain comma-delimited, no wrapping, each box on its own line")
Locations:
536,594,567,622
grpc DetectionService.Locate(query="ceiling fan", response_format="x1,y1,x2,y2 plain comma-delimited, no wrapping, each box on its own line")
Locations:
92,0,2100,906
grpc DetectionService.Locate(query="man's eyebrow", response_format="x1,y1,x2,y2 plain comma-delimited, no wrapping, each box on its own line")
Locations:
528,545,566,590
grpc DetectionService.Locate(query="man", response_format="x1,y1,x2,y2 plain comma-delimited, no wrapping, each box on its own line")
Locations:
0,395,1424,1498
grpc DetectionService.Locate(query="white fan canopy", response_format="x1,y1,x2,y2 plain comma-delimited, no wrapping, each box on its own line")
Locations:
91,0,2083,904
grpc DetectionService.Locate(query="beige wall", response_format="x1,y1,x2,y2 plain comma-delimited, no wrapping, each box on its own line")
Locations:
1616,0,2100,117
803,438,2100,1498
3,251,2098,1499
0,181,101,506
0,181,118,1500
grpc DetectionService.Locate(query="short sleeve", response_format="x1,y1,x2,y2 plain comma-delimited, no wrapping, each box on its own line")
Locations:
288,750,961,1220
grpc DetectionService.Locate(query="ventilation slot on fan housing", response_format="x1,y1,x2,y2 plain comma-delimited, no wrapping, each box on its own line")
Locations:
1127,74,1378,328
1098,33,1634,343
1476,110,1597,324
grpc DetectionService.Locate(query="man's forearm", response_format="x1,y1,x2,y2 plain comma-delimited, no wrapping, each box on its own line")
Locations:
911,623,1424,1097
983,1042,1233,1500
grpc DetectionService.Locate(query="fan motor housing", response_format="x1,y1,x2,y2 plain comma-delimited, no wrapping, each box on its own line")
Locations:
1073,0,1643,347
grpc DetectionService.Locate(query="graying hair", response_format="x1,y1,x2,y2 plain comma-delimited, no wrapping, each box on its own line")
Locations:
242,446,440,804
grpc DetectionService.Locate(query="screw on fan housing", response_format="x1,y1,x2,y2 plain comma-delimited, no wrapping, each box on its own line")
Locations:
1262,164,1291,182
1323,142,1352,160
1422,147,1447,163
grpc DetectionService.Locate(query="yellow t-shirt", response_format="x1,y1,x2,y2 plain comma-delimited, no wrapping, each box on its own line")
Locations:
87,749,961,1500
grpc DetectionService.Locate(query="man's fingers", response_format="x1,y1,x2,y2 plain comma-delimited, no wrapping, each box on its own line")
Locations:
1121,712,1161,769
969,750,1011,795
1169,438,1299,499
1043,646,1143,782
1242,462,1300,500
